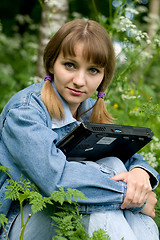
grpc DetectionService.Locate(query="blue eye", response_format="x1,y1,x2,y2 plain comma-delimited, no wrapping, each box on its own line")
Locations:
64,62,75,69
90,68,99,75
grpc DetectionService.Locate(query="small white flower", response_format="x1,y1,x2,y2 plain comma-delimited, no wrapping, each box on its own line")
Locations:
154,39,160,43
121,28,126,32
140,51,152,59
135,36,141,41
153,136,159,142
141,152,158,168
137,6,148,13
157,115,160,122
29,76,43,84
143,32,149,38
31,55,38,62
146,39,151,44
129,109,141,117
121,94,137,100
154,39,160,47
131,24,136,29
130,28,138,36
125,7,139,15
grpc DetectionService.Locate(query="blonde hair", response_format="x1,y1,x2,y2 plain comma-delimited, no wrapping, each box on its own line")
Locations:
41,19,115,123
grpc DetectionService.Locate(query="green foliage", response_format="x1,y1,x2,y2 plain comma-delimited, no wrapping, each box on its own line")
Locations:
52,205,88,240
0,212,8,228
0,18,38,113
52,204,111,240
96,0,160,163
0,165,11,177
93,1,160,235
5,176,38,203
0,0,160,238
90,229,111,240
0,212,9,240
50,187,87,205
0,169,112,240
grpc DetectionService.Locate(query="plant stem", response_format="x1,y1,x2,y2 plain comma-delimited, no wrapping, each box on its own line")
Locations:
20,202,24,227
2,226,9,240
113,0,127,23
19,214,32,240
109,0,112,24
91,0,99,21
114,43,151,84
38,0,44,10
143,47,160,76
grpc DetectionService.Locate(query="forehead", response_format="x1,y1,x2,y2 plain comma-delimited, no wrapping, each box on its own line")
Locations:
60,38,108,67
62,42,92,62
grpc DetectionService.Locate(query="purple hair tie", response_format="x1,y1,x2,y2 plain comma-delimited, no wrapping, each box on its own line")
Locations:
44,76,52,82
97,92,105,99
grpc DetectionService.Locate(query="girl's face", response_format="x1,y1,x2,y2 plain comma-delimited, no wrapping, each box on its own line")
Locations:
50,43,104,117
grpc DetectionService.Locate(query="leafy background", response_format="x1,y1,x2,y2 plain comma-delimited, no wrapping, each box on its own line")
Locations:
0,0,160,237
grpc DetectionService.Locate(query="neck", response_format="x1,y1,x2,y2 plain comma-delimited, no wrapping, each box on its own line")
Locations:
69,105,79,119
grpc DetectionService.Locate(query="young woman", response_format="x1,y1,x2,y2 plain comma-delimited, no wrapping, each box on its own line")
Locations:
0,19,159,240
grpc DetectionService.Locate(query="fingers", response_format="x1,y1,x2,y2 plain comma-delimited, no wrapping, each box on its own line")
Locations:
140,192,157,218
121,188,148,209
120,175,152,209
131,181,151,205
122,187,152,209
111,172,127,182
111,168,153,210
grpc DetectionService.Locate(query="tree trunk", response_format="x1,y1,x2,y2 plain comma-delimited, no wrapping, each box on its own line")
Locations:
148,0,160,38
36,0,69,78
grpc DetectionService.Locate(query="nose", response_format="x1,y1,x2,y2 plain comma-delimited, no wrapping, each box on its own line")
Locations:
72,70,86,87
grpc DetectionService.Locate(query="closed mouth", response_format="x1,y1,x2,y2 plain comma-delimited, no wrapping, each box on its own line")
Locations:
68,88,84,95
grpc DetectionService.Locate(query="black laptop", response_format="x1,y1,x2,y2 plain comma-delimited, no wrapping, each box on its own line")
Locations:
56,122,153,163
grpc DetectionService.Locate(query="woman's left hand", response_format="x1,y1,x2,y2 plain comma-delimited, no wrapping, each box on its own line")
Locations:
111,167,152,209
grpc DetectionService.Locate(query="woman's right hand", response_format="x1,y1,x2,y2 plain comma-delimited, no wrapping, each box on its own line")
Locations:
140,191,157,218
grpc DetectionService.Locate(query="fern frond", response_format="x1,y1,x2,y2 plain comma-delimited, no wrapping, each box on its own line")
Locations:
5,178,24,201
52,236,68,240
0,213,8,227
50,187,87,205
91,229,111,240
66,188,88,203
0,165,11,178
28,191,50,214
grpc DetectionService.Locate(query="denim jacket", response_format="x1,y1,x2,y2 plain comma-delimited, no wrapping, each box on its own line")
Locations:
0,80,159,224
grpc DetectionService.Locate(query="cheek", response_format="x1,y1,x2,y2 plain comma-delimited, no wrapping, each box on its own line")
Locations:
88,82,100,95
91,76,103,91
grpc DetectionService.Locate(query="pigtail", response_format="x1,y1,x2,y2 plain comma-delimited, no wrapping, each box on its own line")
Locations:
89,41,116,124
90,97,114,124
41,80,64,120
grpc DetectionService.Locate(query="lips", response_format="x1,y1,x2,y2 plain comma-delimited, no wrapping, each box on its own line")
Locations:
68,88,84,96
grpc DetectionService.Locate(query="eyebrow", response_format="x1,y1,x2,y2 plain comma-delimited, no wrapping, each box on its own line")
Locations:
61,57,77,63
61,56,104,68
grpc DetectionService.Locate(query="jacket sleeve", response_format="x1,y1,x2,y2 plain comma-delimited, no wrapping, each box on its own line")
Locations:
1,105,127,208
125,153,159,190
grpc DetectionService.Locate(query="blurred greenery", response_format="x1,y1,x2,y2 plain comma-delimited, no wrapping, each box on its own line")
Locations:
0,0,160,237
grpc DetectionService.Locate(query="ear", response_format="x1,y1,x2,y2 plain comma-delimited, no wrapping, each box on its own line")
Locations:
49,68,54,74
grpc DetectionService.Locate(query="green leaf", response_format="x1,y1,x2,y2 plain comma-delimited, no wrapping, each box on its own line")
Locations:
52,236,68,240
91,229,111,240
0,165,11,177
0,213,8,227
28,191,48,214
50,187,87,205
66,188,87,203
